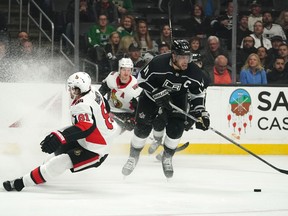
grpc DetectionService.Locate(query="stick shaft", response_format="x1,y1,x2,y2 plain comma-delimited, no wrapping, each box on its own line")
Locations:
169,102,288,175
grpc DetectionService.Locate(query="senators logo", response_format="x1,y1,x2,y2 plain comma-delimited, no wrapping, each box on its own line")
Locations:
111,89,123,108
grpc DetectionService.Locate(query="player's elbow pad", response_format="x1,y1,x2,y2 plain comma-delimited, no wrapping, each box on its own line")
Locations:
62,125,95,142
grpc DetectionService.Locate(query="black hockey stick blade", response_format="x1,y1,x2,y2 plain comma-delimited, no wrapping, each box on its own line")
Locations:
169,102,288,175
175,142,189,152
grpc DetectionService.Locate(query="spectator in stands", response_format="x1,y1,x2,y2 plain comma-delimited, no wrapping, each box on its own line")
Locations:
104,31,121,71
189,36,203,68
155,24,172,49
278,43,288,70
237,36,257,75
201,36,230,78
237,15,253,49
267,35,284,67
248,0,263,31
87,14,116,77
117,15,136,38
10,31,30,58
184,4,212,48
241,21,272,50
275,10,288,41
20,40,34,56
158,41,170,54
65,0,96,42
196,0,221,18
0,11,7,32
257,46,272,72
240,53,267,84
127,42,145,78
117,34,135,57
267,57,288,84
110,0,133,18
18,31,29,43
158,0,194,17
262,11,287,41
66,0,95,24
94,0,119,27
87,13,116,50
134,20,158,57
211,1,234,50
210,55,232,84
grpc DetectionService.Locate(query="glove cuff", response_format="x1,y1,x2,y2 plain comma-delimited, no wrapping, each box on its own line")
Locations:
152,88,169,100
51,131,67,144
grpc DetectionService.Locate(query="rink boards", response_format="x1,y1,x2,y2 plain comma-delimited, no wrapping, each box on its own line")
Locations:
0,83,287,155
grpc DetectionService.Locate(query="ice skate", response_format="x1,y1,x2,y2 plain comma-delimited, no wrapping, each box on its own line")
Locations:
148,137,162,154
122,157,138,176
3,178,24,192
162,146,176,178
156,151,163,161
122,146,142,176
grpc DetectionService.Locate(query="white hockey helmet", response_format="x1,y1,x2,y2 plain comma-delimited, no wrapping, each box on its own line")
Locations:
118,57,133,72
67,72,91,94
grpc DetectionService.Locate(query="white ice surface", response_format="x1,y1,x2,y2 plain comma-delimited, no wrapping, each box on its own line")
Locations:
1,151,288,216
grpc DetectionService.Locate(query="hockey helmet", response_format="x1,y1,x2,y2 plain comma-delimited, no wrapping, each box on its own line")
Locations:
118,57,133,72
67,72,91,95
171,39,191,56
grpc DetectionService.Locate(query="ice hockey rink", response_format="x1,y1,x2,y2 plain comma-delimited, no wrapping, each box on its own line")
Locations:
0,83,287,216
1,145,288,216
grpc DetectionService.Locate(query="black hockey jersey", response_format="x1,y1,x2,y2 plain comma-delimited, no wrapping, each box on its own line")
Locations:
138,53,209,111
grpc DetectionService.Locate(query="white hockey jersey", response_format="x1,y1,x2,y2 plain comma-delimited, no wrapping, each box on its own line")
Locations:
104,71,142,113
69,88,119,156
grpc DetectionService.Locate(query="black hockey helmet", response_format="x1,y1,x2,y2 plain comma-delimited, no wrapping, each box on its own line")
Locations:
171,39,191,56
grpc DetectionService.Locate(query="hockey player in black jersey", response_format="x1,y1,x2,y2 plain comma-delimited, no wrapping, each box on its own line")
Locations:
122,39,210,178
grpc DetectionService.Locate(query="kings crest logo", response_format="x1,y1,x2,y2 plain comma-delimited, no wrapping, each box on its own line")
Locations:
227,89,253,139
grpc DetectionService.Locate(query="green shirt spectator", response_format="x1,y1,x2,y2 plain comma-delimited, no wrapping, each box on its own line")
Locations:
88,14,116,47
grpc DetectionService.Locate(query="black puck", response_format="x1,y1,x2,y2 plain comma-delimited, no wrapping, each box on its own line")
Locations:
254,189,261,192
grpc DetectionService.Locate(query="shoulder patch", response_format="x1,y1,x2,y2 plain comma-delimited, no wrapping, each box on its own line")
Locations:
75,99,83,105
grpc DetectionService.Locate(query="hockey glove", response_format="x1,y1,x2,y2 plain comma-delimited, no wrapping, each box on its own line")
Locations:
152,88,172,110
40,131,67,154
124,117,136,131
193,110,210,131
184,118,195,131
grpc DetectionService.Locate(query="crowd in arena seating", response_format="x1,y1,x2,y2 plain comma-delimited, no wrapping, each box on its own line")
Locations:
0,0,288,84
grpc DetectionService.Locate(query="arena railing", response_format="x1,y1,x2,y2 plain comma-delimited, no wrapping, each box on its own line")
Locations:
27,0,54,58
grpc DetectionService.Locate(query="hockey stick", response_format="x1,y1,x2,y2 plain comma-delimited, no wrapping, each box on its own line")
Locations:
176,141,189,152
155,142,190,161
169,102,288,175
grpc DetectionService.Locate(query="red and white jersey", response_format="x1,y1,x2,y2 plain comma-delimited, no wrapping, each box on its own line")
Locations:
69,88,119,156
105,71,142,113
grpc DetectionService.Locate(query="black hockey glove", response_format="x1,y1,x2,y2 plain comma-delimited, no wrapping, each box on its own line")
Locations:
152,88,172,110
124,117,136,131
40,131,67,154
184,119,195,131
193,110,210,131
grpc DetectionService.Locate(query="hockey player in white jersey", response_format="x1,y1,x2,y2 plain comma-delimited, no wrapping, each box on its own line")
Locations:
3,72,119,192
99,58,142,133
98,58,169,153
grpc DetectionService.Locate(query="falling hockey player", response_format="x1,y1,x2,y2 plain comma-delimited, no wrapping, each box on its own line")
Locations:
122,39,210,178
3,72,119,191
